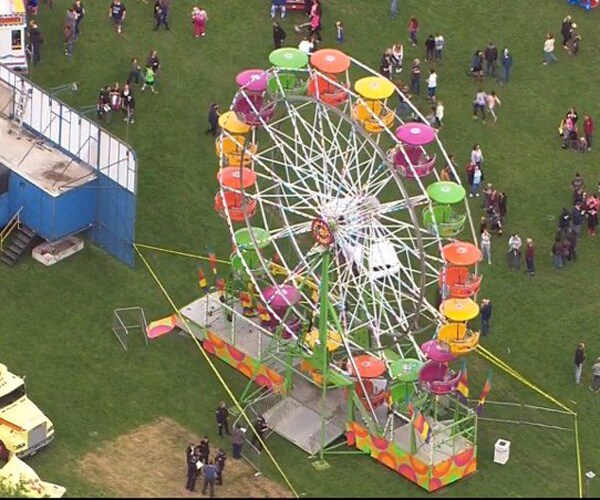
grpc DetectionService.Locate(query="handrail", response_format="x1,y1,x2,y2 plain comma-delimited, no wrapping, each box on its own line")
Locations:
0,416,25,432
0,207,22,251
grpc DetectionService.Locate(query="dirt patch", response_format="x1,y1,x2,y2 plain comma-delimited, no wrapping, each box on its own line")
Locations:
78,417,293,498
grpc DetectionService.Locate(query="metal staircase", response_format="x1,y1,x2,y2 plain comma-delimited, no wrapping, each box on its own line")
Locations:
0,225,37,266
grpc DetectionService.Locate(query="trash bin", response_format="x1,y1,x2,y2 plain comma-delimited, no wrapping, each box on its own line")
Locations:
494,439,511,465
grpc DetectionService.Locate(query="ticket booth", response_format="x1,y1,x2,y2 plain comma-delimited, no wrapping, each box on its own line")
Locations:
0,0,27,73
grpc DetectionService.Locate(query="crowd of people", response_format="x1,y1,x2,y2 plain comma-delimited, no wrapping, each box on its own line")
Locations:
184,401,269,495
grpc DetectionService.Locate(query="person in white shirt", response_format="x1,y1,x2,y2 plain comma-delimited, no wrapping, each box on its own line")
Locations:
426,68,437,103
470,165,483,198
481,229,491,264
391,43,404,74
473,90,487,121
543,32,557,65
471,144,483,166
435,101,444,128
507,233,522,270
434,33,445,61
298,37,313,54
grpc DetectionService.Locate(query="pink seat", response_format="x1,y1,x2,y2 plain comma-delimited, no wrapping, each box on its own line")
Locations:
418,360,461,395
233,94,276,126
392,147,436,178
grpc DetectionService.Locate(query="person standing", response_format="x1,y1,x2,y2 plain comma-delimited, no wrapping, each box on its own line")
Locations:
231,425,244,459
126,57,143,85
73,0,85,39
108,0,126,35
480,298,492,337
481,228,491,264
271,0,286,19
215,448,227,486
561,15,573,49
507,233,522,270
186,443,199,491
140,65,157,93
525,238,535,276
215,402,230,437
201,460,217,497
197,436,210,464
121,84,135,123
391,42,404,75
470,144,483,167
574,342,586,385
426,68,437,104
153,0,170,31
551,237,564,268
390,0,398,19
498,47,512,85
425,34,435,62
64,22,75,57
434,101,444,128
484,41,498,77
432,33,444,62
273,21,286,49
335,21,344,44
410,58,421,95
379,49,393,80
28,21,44,65
590,357,600,392
251,416,268,452
147,49,160,76
192,6,208,38
408,16,419,47
473,90,487,121
583,113,594,151
543,33,558,65
469,165,483,198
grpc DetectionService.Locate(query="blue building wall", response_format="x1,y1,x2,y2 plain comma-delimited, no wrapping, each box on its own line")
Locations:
89,173,136,267
8,173,97,241
0,194,9,227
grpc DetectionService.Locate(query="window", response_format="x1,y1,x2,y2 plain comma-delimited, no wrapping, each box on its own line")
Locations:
11,30,22,51
0,385,26,409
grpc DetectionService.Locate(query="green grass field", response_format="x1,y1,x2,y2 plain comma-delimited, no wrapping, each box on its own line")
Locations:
1,0,599,497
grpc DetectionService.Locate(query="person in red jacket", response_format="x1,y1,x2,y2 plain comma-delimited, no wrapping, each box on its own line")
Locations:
408,16,419,47
584,113,594,151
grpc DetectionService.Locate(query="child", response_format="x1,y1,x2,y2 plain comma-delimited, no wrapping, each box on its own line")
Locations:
486,91,501,122
192,6,208,38
141,65,157,93
335,21,344,43
408,16,419,47
435,101,444,128
391,42,403,75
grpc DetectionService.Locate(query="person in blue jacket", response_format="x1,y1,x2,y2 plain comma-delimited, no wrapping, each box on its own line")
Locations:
498,47,513,85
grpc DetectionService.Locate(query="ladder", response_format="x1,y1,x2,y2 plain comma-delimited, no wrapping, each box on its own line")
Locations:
8,83,31,139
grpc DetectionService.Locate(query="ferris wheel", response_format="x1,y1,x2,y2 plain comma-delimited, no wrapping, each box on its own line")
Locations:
212,47,484,482
215,48,478,363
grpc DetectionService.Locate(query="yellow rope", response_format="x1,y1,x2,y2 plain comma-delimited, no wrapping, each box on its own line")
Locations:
133,244,300,498
476,345,574,414
134,242,231,264
475,345,582,497
574,413,584,498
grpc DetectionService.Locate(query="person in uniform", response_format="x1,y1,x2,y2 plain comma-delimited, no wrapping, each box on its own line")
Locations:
251,416,268,451
215,448,227,485
185,442,198,491
215,402,230,437
197,436,210,464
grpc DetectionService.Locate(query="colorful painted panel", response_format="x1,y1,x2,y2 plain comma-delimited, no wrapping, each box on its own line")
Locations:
203,330,286,393
345,421,476,492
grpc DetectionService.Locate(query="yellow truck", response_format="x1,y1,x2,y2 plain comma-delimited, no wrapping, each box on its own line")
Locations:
0,364,54,457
